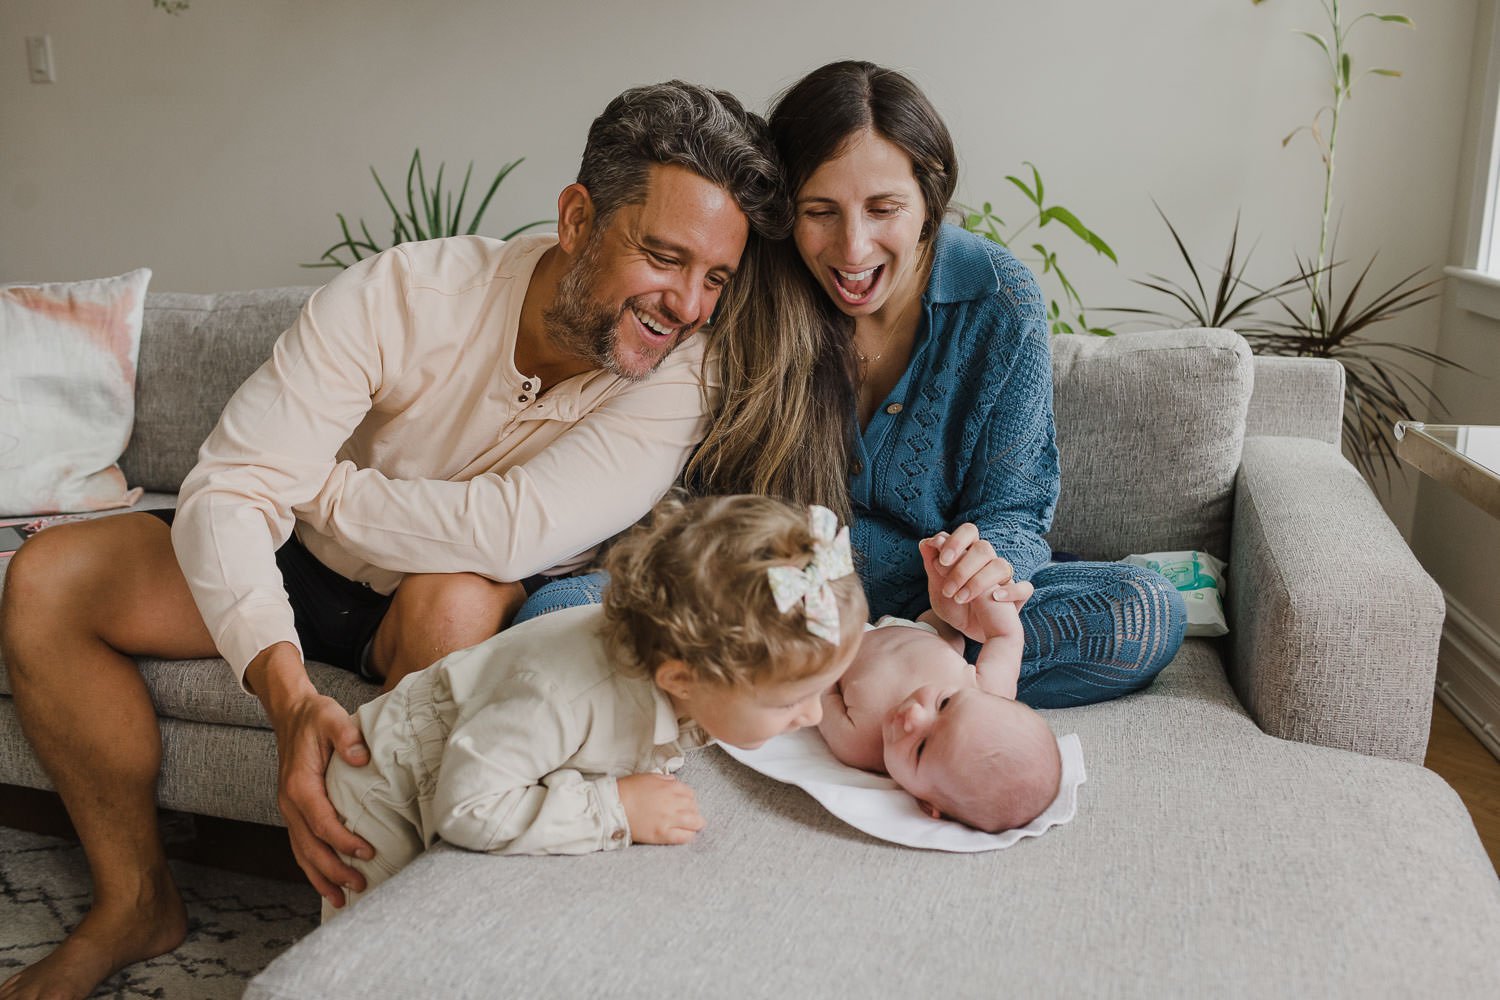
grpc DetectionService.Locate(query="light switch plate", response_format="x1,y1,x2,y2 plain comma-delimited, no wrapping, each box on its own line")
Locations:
26,35,54,84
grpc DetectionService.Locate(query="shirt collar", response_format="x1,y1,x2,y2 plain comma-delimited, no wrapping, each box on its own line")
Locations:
923,223,1002,305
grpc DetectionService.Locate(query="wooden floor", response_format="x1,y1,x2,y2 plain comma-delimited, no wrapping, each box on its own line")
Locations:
3,698,1498,881
1423,698,1500,874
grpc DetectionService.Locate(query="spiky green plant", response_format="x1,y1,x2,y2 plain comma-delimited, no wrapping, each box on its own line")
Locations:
1247,247,1457,481
305,149,551,270
1108,205,1305,336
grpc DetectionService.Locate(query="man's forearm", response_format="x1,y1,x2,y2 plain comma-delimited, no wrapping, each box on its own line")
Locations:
244,642,316,719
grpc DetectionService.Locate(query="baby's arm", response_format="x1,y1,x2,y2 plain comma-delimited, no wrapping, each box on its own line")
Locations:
971,599,1023,699
433,676,635,855
818,682,885,773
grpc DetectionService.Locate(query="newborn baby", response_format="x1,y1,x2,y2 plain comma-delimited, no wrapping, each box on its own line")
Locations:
819,541,1061,833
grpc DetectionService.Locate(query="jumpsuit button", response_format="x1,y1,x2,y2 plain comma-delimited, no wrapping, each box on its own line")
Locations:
611,828,625,841
886,403,903,415
518,394,529,403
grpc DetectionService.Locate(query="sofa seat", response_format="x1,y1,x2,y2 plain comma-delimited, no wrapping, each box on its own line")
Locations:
246,642,1500,998
0,498,381,825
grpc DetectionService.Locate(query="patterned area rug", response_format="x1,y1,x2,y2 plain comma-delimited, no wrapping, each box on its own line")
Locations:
0,823,318,998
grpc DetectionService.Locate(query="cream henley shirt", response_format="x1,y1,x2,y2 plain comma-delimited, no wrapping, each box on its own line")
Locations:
173,235,715,687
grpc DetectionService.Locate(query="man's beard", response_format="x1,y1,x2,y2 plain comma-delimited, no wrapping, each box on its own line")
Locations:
543,233,678,382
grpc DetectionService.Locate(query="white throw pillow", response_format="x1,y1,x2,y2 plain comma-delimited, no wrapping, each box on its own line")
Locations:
0,269,151,515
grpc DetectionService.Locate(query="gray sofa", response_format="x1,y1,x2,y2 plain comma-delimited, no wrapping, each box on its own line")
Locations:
1,288,1498,997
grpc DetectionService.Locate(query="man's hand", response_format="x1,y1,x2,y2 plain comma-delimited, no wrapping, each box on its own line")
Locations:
246,643,375,908
920,528,1032,644
617,773,704,846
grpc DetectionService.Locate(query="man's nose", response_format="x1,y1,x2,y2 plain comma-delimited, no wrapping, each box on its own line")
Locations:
661,278,703,329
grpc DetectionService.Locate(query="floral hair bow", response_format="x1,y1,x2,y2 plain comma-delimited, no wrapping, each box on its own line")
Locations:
767,505,856,644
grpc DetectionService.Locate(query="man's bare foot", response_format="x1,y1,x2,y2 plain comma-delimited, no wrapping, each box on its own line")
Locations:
0,875,187,1000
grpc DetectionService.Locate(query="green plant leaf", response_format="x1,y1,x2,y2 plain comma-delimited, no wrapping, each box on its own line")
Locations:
500,220,553,240
1371,14,1414,26
1028,162,1044,207
1295,30,1332,62
1369,68,1402,77
1037,206,1119,262
1341,52,1351,88
1005,174,1039,207
469,157,524,236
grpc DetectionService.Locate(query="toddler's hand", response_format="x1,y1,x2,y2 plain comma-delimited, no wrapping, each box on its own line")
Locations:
617,773,704,846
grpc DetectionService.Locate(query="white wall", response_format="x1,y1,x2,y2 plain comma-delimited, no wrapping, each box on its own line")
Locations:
0,0,1483,528
1409,0,1500,753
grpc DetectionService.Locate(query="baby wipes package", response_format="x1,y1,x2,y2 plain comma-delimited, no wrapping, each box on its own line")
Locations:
1120,550,1228,637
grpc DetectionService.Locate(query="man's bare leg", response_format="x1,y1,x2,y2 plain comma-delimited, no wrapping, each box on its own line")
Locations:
0,514,219,1000
367,573,527,691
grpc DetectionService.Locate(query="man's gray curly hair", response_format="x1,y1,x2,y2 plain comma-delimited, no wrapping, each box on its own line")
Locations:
577,81,790,240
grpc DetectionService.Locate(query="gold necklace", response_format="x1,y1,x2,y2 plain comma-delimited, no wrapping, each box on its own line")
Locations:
854,288,919,367
855,324,898,365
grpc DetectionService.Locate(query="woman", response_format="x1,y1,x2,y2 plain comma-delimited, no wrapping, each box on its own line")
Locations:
690,60,1185,706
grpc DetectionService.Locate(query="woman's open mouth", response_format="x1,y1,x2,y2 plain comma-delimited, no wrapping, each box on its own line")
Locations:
831,264,884,305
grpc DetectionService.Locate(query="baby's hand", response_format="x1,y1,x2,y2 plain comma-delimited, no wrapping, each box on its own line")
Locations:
617,773,704,846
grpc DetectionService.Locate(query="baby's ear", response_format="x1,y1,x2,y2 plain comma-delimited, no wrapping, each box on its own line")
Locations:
916,799,943,820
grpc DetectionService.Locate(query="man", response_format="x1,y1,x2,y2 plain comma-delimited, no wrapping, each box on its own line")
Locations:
0,81,785,1000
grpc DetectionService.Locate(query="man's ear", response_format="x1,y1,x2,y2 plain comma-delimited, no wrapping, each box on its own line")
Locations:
916,799,943,821
654,659,694,702
556,183,596,255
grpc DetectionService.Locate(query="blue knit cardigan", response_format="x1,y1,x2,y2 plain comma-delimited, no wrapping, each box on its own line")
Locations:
852,223,1059,619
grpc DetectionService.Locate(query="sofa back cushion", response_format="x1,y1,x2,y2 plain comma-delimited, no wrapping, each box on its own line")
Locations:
1046,328,1252,561
120,288,315,492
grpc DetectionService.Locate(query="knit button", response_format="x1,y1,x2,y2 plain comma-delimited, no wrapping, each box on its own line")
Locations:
886,403,903,415
611,828,625,841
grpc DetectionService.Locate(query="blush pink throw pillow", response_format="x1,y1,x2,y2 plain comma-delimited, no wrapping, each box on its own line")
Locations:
0,269,151,515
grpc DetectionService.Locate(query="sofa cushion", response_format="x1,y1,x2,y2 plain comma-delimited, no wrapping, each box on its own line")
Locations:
0,269,152,516
119,288,315,493
0,498,380,730
1048,328,1253,561
246,640,1500,998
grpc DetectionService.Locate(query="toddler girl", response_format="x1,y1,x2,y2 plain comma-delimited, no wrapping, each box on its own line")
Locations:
323,495,866,915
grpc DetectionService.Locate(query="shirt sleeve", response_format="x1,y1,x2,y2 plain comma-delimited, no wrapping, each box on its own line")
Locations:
951,303,1058,584
433,675,631,855
291,348,715,581
172,249,411,688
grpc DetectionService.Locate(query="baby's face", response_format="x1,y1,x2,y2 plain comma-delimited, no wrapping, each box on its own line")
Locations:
840,625,975,716
879,685,1020,811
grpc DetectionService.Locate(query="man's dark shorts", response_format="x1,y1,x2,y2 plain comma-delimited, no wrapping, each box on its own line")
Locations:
145,508,389,676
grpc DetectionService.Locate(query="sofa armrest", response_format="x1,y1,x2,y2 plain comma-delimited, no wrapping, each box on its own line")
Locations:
1244,356,1344,444
1228,437,1443,763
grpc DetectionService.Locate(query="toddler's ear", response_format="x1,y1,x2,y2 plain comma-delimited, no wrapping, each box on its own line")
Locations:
917,799,943,821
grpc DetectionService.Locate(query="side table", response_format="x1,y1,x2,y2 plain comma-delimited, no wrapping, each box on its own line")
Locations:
1394,422,1500,519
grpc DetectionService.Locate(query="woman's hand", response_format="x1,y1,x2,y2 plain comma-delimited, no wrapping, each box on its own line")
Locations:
921,524,1034,609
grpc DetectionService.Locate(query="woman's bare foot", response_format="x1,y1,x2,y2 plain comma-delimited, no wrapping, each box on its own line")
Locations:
0,873,187,1000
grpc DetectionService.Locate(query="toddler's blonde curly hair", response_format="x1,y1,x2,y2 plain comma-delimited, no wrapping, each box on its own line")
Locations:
602,493,867,686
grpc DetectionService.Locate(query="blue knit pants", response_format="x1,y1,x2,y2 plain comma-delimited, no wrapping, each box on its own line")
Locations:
1012,561,1186,708
512,561,1186,709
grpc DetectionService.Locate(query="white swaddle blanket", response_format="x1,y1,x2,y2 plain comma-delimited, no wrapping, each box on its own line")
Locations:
719,730,1086,852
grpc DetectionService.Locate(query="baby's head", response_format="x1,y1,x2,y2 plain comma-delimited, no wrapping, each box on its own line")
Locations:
603,494,867,749
882,684,1061,833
